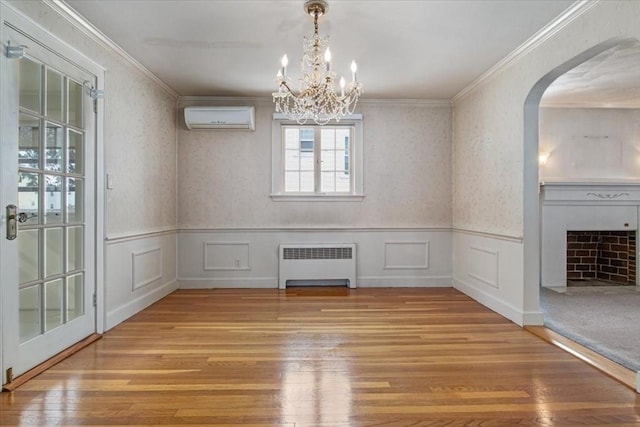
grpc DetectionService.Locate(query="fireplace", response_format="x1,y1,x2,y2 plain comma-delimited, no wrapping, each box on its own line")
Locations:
540,182,640,289
566,230,636,285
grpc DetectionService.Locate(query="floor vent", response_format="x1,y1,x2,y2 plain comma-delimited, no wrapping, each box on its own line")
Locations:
279,244,356,289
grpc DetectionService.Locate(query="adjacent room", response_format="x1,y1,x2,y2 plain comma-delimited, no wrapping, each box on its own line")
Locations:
0,0,638,425
537,39,640,375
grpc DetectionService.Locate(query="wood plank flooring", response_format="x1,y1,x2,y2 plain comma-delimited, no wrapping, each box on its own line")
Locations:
1,287,639,426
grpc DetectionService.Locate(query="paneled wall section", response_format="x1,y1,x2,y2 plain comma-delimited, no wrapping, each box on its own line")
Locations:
178,228,452,289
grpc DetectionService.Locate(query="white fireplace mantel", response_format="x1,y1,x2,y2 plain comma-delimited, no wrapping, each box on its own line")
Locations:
541,181,640,205
540,181,640,289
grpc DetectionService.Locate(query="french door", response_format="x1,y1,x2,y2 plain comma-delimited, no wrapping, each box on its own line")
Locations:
1,21,97,384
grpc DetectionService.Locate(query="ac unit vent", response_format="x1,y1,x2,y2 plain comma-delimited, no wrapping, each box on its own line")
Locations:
283,246,353,260
183,106,255,130
279,244,356,289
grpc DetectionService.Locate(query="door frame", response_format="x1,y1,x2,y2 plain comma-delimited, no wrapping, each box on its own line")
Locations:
0,1,105,385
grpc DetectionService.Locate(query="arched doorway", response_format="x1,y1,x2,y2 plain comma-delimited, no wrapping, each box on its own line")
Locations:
523,37,639,369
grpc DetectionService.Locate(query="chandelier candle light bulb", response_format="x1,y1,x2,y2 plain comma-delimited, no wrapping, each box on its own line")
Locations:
272,0,363,125
324,48,331,71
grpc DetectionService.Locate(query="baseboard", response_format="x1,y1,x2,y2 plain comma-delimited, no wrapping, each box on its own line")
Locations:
453,277,525,326
178,276,453,289
178,277,277,289
2,333,102,391
358,276,452,287
106,279,177,330
522,310,545,325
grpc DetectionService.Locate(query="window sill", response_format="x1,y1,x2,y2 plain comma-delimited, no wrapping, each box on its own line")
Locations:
270,194,365,202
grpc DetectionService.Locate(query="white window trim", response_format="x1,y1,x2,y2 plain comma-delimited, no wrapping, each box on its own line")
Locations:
271,113,364,201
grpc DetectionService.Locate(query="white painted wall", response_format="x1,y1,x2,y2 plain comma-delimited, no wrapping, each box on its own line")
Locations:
178,228,452,289
453,231,528,324
539,108,640,182
5,1,179,330
105,231,177,329
452,0,640,325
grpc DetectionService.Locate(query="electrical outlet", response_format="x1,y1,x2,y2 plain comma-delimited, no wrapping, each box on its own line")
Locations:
234,259,240,268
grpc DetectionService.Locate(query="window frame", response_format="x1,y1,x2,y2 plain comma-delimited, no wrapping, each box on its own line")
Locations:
271,113,364,201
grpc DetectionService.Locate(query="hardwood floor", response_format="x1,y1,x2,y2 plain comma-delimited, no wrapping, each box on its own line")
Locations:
1,287,639,426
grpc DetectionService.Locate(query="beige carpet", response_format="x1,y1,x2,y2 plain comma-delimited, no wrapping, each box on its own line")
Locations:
540,285,640,371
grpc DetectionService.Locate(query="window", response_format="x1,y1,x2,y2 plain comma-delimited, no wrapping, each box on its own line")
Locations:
272,114,363,201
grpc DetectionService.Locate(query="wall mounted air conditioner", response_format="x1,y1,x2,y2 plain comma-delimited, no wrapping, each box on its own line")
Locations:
184,106,255,130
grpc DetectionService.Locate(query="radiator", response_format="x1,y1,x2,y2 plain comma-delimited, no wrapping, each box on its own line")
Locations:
278,243,357,289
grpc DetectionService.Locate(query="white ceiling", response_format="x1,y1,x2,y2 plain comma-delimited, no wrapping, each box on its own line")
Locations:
541,40,640,108
64,0,582,100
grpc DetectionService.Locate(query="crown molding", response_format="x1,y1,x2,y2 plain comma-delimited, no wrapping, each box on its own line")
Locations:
178,96,452,107
451,0,598,104
178,96,272,106
358,98,452,107
44,0,179,99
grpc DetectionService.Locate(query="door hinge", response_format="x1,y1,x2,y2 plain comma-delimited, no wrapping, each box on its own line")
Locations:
83,81,103,113
92,293,97,307
6,367,13,383
83,81,104,100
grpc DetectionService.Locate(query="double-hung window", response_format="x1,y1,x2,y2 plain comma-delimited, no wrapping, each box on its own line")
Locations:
271,115,363,200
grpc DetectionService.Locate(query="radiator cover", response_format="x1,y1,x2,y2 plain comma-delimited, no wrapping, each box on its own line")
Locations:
278,244,357,289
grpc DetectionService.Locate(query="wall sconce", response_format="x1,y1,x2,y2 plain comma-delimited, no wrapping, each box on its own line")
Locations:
539,152,550,165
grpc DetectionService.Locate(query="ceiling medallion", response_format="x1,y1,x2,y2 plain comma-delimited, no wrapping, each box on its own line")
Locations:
272,0,363,125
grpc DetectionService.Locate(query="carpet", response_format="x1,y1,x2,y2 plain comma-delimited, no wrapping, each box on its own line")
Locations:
540,286,640,372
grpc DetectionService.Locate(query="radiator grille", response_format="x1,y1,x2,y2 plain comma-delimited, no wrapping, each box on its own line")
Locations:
283,247,353,260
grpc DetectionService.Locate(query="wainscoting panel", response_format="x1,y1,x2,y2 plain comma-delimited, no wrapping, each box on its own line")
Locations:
132,247,163,290
105,231,177,330
453,229,540,326
468,246,499,288
178,228,452,289
384,241,429,270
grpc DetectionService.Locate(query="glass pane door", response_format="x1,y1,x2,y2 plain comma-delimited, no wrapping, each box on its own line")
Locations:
17,56,87,343
1,19,97,383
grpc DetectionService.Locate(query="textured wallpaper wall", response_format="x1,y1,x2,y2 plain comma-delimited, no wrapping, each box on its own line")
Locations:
8,0,178,237
177,100,452,228
103,75,176,236
453,1,640,238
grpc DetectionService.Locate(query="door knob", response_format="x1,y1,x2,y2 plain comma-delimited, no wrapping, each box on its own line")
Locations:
6,204,17,240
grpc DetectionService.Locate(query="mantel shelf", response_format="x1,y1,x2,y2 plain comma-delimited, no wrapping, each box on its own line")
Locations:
541,182,640,205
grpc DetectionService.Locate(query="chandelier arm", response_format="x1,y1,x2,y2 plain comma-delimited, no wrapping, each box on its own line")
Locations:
279,81,296,96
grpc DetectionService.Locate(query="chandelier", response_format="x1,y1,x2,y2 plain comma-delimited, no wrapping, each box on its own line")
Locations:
272,0,363,125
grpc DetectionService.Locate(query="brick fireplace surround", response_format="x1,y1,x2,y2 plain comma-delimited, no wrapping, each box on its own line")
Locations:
567,230,637,285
